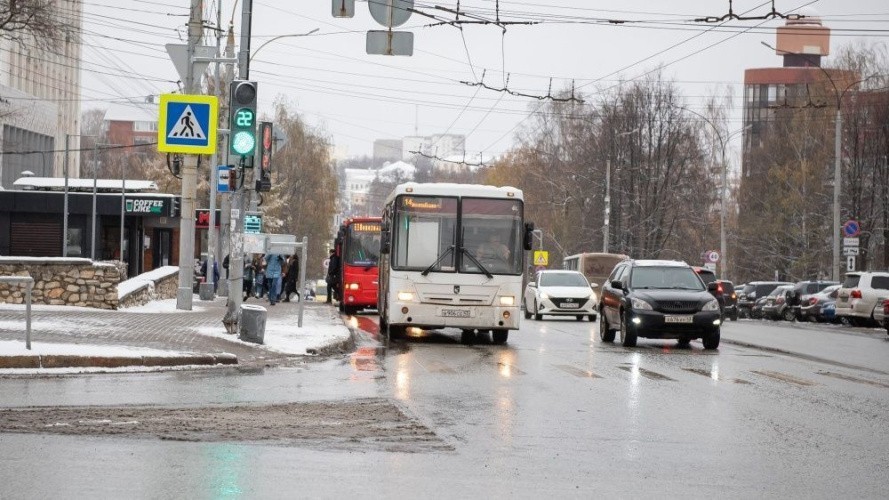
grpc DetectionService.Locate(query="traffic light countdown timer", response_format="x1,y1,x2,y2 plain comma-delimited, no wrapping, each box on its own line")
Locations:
229,80,258,157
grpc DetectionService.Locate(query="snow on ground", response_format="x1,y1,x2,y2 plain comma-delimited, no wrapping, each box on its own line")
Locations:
0,340,192,357
119,298,210,313
117,266,179,298
193,309,351,356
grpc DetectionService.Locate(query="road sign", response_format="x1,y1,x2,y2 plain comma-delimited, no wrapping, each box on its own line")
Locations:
846,255,856,271
533,250,549,266
842,219,861,238
704,262,717,271
217,165,230,193
843,237,859,246
244,213,262,234
368,0,413,27
706,250,720,263
366,30,413,56
158,94,218,154
164,44,215,86
843,247,859,256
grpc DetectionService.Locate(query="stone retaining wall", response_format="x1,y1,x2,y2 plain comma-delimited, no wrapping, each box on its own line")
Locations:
0,258,126,310
118,270,179,309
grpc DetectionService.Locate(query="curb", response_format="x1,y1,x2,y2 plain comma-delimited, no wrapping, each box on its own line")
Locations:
0,353,238,370
306,329,358,356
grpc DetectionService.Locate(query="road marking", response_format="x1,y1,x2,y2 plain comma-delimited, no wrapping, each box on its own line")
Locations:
681,367,752,384
816,371,889,389
752,370,817,387
618,366,676,381
497,362,526,376
555,364,602,379
421,360,457,374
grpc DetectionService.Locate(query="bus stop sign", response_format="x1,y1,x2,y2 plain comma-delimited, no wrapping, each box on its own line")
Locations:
533,251,549,266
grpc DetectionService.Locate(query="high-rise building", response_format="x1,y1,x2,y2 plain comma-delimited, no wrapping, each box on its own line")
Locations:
0,0,83,188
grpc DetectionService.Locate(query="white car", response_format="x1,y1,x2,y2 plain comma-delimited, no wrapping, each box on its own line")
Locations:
523,270,597,321
835,271,889,326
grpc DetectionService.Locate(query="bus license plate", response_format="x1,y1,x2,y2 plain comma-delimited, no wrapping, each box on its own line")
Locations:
664,315,694,324
441,308,471,318
559,303,580,309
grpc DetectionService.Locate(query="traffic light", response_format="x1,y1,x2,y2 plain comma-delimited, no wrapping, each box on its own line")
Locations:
229,80,258,157
257,122,273,192
171,197,181,217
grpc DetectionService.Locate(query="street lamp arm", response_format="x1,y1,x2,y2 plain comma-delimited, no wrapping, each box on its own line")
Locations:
250,28,319,62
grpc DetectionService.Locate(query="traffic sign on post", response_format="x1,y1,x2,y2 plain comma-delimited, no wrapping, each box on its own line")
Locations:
533,250,549,266
217,165,230,193
842,220,861,238
157,94,218,154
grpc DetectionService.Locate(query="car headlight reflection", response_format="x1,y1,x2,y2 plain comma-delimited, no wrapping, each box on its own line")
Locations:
703,298,720,311
631,297,653,310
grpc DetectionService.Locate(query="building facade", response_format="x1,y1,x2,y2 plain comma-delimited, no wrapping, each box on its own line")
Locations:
0,0,83,188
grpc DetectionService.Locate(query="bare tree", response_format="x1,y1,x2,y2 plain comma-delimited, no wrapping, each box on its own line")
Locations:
0,0,68,50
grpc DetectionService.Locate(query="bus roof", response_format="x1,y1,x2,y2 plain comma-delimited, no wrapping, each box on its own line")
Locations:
384,182,524,205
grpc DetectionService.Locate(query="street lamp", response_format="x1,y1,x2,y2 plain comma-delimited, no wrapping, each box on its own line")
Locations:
249,28,319,62
761,41,877,281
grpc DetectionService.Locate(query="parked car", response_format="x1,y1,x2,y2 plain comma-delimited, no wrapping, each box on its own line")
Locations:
786,280,840,320
524,270,597,321
798,284,841,323
737,281,792,318
599,260,722,349
835,271,889,326
871,299,886,327
761,285,795,321
717,280,738,321
883,299,889,335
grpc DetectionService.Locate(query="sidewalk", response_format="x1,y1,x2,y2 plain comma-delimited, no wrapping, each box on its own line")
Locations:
0,295,353,373
721,320,889,375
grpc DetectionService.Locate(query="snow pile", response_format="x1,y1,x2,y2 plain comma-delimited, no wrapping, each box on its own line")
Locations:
117,266,179,299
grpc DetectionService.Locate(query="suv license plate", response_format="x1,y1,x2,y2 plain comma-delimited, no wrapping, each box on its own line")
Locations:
664,315,694,324
441,308,471,318
559,303,580,309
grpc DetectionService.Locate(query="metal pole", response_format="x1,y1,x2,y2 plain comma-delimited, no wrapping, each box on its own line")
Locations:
25,280,32,350
176,0,204,310
833,108,842,281
91,141,98,260
603,159,610,253
120,163,126,263
62,134,69,256
298,236,307,327
720,148,727,280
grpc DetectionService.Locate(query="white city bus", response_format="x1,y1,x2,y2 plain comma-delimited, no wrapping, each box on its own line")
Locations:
378,183,534,344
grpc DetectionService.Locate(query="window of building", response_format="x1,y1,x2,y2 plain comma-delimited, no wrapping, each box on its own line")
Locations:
133,121,157,132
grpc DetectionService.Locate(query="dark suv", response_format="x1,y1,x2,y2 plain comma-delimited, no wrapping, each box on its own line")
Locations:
737,281,791,318
599,260,722,349
717,280,738,321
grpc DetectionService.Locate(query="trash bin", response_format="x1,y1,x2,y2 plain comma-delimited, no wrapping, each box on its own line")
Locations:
240,304,267,344
199,282,215,301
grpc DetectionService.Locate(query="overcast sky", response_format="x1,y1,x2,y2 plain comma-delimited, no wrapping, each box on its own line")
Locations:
80,1,888,160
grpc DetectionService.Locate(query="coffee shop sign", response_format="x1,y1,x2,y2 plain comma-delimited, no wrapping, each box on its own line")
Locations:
126,199,165,214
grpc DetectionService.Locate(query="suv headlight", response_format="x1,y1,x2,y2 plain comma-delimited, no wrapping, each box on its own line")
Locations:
703,298,720,311
631,297,652,310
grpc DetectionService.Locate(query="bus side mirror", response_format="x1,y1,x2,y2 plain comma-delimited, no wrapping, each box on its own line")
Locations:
523,222,535,251
380,229,390,254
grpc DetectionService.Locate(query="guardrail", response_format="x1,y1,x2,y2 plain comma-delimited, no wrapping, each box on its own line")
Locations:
0,276,34,349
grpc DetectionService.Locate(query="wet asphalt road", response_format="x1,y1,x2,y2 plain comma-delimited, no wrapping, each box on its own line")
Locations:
1,316,887,498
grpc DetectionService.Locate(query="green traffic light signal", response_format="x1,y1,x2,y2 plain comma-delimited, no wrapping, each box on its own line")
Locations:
229,81,258,157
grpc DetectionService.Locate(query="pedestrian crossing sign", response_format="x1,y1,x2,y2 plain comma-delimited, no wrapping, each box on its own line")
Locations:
533,250,549,266
157,94,218,154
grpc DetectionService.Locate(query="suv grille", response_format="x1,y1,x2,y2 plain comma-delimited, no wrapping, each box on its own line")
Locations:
654,300,699,314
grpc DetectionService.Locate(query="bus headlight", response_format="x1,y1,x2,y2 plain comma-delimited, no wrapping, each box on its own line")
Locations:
499,296,515,306
397,291,415,302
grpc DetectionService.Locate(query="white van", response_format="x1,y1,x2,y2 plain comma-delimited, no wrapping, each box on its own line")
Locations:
835,271,889,326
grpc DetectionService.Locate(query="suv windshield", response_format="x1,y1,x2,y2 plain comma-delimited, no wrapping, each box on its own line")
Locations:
539,272,588,287
630,266,704,290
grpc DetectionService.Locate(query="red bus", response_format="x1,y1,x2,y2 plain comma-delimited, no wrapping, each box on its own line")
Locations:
334,217,382,314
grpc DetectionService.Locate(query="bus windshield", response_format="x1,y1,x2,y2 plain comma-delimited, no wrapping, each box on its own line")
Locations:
460,198,523,275
393,195,458,271
345,222,381,266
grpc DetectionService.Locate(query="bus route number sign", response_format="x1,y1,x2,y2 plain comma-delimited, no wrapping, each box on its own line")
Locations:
352,222,381,232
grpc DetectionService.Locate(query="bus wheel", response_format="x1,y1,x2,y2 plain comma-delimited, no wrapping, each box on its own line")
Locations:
460,330,475,345
492,330,508,344
388,324,406,339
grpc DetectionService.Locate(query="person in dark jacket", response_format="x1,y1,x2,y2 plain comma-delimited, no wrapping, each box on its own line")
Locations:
282,254,300,302
326,248,340,304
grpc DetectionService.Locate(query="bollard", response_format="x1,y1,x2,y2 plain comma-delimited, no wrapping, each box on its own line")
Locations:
239,304,267,344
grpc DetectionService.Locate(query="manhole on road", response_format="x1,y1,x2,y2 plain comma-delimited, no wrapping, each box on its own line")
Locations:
0,398,452,453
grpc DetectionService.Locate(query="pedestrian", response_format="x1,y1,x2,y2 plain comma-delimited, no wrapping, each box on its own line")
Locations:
326,248,340,304
199,258,220,293
253,255,266,298
243,257,254,302
283,254,300,302
264,253,285,306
